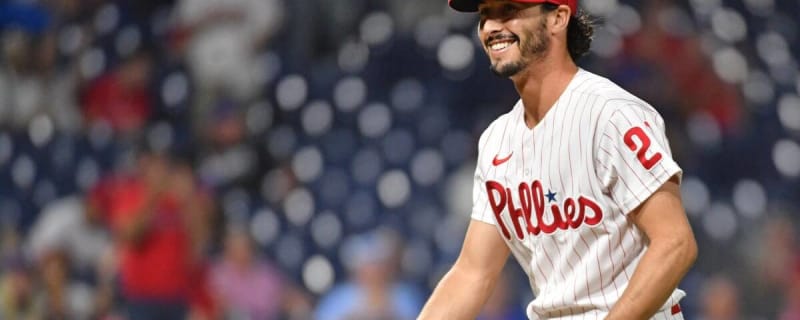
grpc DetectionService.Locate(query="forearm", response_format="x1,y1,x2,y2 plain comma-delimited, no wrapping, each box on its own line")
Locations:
119,210,153,243
418,265,498,319
606,237,697,319
119,191,160,243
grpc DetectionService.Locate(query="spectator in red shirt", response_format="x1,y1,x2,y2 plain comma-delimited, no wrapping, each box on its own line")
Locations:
106,147,212,320
81,50,152,134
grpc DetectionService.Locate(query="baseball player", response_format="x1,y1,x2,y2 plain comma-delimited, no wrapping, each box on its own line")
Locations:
419,0,698,319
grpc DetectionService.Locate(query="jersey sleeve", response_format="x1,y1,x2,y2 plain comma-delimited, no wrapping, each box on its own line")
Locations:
470,129,496,225
595,103,682,215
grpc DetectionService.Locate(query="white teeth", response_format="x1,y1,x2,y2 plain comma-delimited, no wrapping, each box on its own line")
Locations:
490,41,512,51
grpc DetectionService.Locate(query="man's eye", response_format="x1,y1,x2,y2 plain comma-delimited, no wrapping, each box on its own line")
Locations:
478,3,519,23
502,4,517,16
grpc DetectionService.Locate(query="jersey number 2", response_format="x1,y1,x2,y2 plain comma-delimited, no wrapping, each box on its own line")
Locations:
624,126,662,170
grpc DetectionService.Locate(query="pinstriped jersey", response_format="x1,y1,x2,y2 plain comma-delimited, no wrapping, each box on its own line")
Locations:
471,69,685,319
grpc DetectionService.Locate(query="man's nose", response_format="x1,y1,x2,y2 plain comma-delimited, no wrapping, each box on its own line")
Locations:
481,17,504,36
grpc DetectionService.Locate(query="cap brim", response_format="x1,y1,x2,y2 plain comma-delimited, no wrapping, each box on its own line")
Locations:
448,0,480,12
449,0,577,15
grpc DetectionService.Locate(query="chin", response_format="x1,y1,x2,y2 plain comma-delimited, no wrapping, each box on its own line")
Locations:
491,60,526,78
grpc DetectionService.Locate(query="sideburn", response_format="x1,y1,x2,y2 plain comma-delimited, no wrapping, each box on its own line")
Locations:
519,19,550,62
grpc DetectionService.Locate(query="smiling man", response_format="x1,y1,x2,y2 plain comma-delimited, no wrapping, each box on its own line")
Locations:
418,0,697,319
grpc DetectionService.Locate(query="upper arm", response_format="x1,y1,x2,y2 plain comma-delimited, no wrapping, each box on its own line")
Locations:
595,103,682,215
630,177,695,246
454,219,511,279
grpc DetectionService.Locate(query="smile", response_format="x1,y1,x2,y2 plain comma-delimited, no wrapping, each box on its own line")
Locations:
486,34,518,52
489,39,516,51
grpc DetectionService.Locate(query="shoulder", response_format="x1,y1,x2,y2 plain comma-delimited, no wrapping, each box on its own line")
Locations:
477,100,522,151
316,283,358,308
571,70,661,125
314,284,358,320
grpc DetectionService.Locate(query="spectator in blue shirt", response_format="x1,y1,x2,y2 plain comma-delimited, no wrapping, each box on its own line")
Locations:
315,229,423,320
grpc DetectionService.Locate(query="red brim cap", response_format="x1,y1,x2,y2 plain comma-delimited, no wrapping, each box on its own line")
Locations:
448,0,577,16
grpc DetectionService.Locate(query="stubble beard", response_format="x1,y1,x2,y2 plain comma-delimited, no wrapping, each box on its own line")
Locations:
490,21,550,78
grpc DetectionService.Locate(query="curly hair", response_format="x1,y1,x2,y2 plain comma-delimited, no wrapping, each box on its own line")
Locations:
542,4,594,62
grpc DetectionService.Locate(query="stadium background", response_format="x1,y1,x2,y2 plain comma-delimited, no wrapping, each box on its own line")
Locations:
0,0,798,318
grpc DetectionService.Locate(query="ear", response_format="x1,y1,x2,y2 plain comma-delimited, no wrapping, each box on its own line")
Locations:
549,5,571,34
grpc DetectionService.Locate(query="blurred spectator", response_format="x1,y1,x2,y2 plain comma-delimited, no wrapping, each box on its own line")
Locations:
91,246,123,319
698,274,740,320
210,226,285,319
37,30,83,132
173,0,282,93
1,226,23,264
0,1,51,35
315,229,423,320
81,49,153,134
31,249,94,319
0,260,36,319
746,216,798,318
0,30,82,131
478,267,527,320
24,192,110,276
618,0,742,132
173,0,283,137
780,260,800,320
195,105,257,190
170,159,218,259
104,146,212,319
171,159,220,320
0,30,46,129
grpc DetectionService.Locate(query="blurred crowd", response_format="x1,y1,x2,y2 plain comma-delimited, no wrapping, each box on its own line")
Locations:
0,0,798,319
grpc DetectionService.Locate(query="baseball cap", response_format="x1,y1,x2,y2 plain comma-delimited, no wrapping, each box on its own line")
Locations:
449,0,577,16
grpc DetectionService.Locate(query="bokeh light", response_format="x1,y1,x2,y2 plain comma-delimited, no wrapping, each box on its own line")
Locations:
251,208,281,247
681,176,711,217
303,255,335,295
310,211,343,249
334,76,367,113
360,12,394,46
292,146,324,183
703,202,738,242
732,179,767,219
410,149,445,186
777,94,800,132
711,7,747,43
284,187,315,227
301,100,334,136
338,40,370,73
437,34,474,72
773,139,800,178
377,170,411,208
276,74,308,111
358,103,393,138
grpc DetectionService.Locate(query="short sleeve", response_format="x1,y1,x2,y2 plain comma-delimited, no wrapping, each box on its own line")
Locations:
470,132,496,225
595,104,682,215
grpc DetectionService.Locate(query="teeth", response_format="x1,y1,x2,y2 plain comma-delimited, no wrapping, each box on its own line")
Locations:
490,41,513,51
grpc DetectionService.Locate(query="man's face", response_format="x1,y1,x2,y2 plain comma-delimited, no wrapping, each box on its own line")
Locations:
478,0,551,77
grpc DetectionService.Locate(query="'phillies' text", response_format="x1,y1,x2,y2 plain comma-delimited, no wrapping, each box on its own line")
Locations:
486,180,604,240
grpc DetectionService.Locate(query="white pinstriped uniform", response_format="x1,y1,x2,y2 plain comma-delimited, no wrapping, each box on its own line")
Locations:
471,69,685,319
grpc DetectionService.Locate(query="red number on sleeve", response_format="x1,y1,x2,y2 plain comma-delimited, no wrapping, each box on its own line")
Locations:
623,127,662,170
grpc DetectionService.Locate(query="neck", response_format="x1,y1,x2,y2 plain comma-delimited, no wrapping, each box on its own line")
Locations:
510,54,578,129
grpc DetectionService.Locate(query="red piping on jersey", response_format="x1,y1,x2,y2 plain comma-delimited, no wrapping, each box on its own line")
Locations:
671,304,681,315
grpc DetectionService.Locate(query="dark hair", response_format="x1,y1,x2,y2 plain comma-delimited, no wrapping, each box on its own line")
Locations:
542,4,594,62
